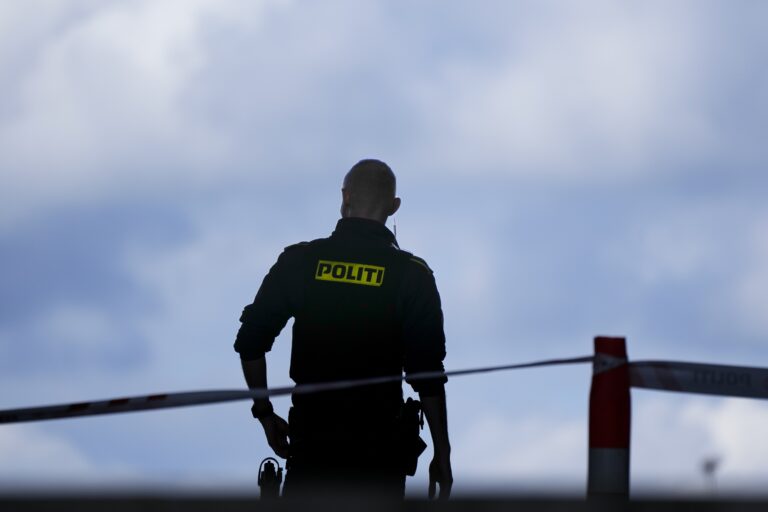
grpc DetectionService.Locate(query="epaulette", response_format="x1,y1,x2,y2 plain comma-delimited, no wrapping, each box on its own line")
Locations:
406,254,433,273
283,241,310,252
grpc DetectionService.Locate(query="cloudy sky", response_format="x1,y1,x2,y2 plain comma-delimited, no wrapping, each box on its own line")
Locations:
1,0,768,497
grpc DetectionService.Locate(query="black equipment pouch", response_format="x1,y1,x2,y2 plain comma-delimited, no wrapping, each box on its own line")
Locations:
398,397,427,476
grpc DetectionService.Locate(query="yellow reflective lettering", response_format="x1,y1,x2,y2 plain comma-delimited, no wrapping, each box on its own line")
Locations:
315,260,385,287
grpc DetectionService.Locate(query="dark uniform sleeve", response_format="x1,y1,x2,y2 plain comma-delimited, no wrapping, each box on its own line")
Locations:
400,256,447,396
234,245,304,361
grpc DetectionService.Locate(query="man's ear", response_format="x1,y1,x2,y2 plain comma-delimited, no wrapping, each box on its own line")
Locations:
391,197,401,216
340,188,352,217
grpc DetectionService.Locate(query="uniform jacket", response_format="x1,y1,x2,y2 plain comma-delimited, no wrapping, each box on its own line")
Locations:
234,217,447,420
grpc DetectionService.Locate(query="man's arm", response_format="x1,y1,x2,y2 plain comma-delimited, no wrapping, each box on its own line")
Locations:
241,357,289,459
421,392,452,499
235,247,303,459
399,256,452,498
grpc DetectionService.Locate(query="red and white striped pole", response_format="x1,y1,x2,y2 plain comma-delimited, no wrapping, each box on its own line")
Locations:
587,336,631,499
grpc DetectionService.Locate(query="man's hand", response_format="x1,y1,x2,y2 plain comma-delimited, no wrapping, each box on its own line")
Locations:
428,450,453,499
420,392,452,499
259,412,290,459
241,358,289,458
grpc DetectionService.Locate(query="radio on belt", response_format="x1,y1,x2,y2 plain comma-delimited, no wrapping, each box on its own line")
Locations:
258,457,283,499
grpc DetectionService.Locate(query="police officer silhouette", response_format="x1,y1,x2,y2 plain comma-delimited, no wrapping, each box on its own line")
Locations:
235,159,452,498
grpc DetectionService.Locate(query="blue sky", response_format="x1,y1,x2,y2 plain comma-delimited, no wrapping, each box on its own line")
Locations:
1,0,768,496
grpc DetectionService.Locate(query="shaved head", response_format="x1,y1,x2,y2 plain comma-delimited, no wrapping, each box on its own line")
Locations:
341,159,400,223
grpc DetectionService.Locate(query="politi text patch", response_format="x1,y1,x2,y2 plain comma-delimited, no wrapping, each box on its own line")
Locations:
315,260,385,287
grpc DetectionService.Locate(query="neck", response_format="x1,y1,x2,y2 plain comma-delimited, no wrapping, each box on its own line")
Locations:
343,212,387,224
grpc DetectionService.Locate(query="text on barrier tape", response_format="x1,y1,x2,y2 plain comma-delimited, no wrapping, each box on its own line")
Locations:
630,360,768,399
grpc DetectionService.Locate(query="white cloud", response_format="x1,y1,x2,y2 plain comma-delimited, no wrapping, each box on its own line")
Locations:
0,424,135,484
0,0,280,227
1,0,742,228
35,304,115,351
631,394,715,493
603,205,723,286
450,394,768,495
453,412,586,485
119,201,303,387
633,394,768,493
406,220,498,326
633,225,715,285
410,1,716,178
698,399,768,478
731,218,768,337
0,426,90,478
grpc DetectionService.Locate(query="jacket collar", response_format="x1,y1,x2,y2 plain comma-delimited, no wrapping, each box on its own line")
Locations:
332,217,398,247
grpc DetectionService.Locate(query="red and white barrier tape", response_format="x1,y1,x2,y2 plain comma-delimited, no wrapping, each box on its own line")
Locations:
630,360,768,400
0,355,594,425
5,355,762,426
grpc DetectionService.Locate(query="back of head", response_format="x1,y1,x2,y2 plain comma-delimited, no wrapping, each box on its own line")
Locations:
342,159,398,221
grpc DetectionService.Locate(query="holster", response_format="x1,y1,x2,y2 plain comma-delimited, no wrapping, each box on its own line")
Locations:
398,397,427,476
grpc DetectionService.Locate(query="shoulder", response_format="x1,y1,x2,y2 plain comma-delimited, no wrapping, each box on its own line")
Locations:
281,236,329,253
276,237,330,264
396,248,442,302
274,241,311,268
396,248,434,274
282,241,310,253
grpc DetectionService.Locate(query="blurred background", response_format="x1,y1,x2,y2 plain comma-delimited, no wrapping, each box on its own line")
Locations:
1,0,767,497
